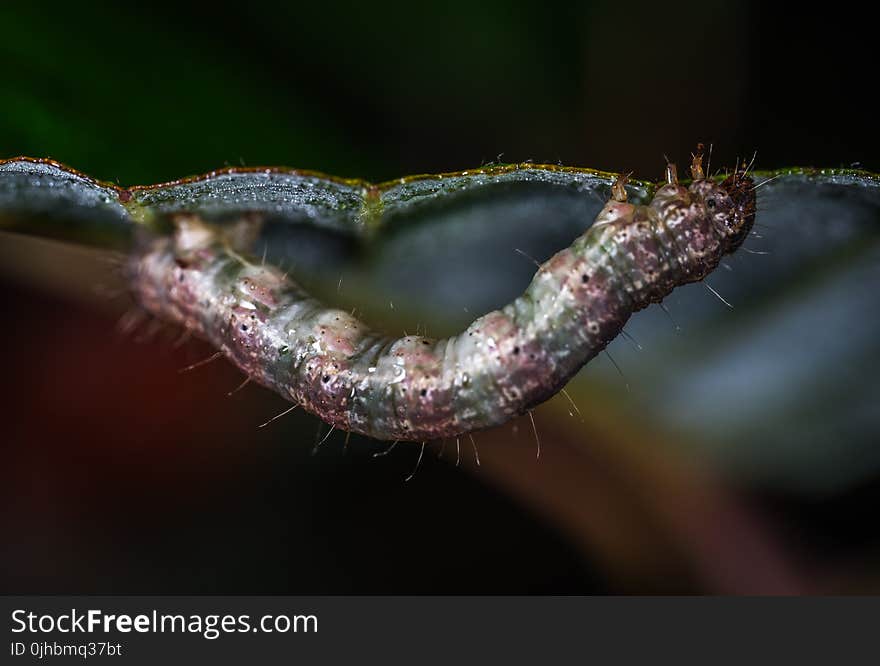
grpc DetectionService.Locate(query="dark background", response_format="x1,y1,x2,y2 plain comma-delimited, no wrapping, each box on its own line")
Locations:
1,1,878,593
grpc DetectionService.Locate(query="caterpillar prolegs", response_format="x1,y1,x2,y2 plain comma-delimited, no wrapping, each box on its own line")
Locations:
130,150,756,442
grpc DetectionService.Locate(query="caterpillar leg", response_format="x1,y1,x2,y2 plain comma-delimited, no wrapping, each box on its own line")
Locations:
690,143,706,180
610,172,629,202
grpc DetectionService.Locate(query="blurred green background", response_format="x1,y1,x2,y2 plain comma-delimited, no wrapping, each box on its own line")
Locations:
2,1,879,593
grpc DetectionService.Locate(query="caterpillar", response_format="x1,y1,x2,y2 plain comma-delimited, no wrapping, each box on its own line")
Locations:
128,148,756,442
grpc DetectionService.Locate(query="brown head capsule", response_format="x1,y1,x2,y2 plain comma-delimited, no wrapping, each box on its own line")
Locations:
687,165,756,255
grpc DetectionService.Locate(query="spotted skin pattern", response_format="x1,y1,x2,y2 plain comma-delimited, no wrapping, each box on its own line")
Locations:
130,155,756,442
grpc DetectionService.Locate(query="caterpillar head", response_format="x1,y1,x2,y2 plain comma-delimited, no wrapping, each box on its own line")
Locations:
688,168,756,255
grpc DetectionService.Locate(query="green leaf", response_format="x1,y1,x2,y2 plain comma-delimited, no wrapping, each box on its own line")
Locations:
2,158,879,492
